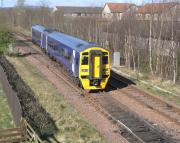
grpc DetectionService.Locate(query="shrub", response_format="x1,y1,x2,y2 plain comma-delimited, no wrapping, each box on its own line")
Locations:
0,27,14,53
0,55,57,139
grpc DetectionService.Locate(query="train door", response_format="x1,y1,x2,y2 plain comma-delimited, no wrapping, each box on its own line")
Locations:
42,33,47,51
40,33,43,47
92,55,100,78
72,50,75,74
90,50,102,86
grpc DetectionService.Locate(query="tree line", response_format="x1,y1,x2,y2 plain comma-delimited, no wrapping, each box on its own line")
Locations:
0,1,179,83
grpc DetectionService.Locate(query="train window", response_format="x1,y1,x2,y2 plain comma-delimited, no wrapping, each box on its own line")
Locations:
62,49,65,56
102,56,108,64
60,48,64,57
54,46,57,51
82,56,88,65
82,52,88,55
33,31,41,40
58,48,63,56
103,52,108,55
67,52,70,61
76,43,84,48
70,54,73,64
64,49,69,59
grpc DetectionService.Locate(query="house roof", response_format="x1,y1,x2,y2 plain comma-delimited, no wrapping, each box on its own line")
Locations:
138,2,178,13
56,6,103,14
105,3,135,13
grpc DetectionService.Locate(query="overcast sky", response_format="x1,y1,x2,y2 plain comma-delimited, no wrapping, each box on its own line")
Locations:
1,0,154,7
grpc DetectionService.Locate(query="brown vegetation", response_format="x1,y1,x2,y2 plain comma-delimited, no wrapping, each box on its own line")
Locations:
0,1,179,83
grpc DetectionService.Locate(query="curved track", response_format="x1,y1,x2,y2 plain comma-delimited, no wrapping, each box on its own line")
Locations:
110,71,180,126
13,32,178,143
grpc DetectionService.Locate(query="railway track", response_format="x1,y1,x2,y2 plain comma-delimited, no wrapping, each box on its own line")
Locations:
13,32,177,143
92,93,175,143
110,71,180,126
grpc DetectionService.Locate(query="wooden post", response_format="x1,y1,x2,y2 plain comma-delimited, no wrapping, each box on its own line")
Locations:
20,118,27,141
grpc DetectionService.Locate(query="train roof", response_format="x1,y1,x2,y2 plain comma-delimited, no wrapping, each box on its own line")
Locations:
32,25,46,32
48,31,98,52
32,25,100,52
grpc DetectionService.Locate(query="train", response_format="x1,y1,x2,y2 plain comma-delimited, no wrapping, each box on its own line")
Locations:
31,25,110,90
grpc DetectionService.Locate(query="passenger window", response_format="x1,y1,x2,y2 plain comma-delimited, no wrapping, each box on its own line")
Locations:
82,52,88,55
58,48,63,56
103,56,108,64
82,56,88,65
103,52,108,55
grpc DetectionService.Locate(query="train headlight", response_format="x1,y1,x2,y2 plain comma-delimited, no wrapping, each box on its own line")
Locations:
82,69,88,72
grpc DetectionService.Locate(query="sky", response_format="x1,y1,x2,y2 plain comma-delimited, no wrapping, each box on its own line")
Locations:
1,0,151,7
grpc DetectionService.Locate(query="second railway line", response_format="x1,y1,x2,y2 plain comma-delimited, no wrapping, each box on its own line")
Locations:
110,71,180,126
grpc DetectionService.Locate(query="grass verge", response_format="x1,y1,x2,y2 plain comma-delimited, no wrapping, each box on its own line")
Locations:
7,56,107,143
0,83,14,129
0,27,14,54
114,67,180,106
136,82,180,106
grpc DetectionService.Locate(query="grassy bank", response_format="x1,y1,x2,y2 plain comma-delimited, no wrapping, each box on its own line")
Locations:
0,26,15,129
0,27,13,54
7,56,107,143
0,83,14,129
115,67,180,106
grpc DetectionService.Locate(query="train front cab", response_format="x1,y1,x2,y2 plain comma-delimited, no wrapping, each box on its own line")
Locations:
79,47,110,90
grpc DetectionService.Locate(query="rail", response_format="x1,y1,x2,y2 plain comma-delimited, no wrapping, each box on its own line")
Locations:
111,70,180,126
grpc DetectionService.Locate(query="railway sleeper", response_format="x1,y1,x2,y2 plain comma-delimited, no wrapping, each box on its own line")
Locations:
138,132,166,143
130,127,149,133
104,108,125,113
120,133,140,143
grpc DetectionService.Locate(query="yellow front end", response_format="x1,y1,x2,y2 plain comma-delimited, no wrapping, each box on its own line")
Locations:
79,47,110,90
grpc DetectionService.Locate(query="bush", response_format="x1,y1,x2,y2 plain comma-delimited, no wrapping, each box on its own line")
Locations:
0,27,14,53
0,55,57,139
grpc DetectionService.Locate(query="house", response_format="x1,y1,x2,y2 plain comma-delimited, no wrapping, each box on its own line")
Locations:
54,6,103,17
102,3,137,20
136,2,180,21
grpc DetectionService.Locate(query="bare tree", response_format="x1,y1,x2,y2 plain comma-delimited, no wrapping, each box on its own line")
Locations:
17,0,26,7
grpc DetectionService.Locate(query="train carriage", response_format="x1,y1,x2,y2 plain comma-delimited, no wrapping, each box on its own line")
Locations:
31,25,110,90
31,25,46,46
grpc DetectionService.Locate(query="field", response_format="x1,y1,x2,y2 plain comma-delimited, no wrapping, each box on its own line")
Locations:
0,83,14,129
7,56,107,143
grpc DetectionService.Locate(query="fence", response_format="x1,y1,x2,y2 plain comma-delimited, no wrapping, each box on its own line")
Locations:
0,119,26,143
0,65,22,126
0,119,43,143
0,64,43,142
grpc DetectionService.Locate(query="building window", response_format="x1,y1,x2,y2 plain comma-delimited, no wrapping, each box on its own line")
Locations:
77,13,81,16
145,14,151,19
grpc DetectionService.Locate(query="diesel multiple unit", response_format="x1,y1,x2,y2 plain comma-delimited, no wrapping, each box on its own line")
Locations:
31,25,110,90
